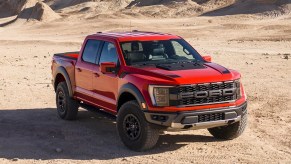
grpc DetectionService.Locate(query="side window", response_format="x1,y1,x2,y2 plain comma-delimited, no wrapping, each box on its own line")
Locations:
171,40,194,59
82,40,100,63
99,42,118,64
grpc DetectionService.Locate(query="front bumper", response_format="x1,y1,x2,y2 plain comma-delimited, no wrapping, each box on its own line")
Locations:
144,102,247,130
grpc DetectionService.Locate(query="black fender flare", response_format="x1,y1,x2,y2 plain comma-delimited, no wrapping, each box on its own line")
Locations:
118,83,148,111
54,66,73,97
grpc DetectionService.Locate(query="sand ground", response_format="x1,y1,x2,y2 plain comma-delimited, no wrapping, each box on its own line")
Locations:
0,14,291,163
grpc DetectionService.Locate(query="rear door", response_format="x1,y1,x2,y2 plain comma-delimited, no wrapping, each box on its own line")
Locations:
75,39,101,101
92,41,119,113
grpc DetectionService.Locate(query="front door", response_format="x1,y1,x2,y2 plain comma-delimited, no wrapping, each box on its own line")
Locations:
92,41,119,113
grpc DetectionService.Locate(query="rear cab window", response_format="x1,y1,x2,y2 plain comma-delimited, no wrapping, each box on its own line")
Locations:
82,39,101,63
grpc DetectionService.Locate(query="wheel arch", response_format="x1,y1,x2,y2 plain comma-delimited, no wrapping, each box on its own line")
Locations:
54,66,73,97
117,83,147,112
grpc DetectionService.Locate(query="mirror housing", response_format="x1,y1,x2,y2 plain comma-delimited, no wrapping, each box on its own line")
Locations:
202,55,212,62
100,62,117,74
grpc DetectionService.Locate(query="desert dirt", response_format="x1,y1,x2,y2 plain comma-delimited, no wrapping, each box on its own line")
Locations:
0,0,291,163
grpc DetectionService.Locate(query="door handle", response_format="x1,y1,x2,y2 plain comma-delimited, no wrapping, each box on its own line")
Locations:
76,68,82,72
93,73,100,77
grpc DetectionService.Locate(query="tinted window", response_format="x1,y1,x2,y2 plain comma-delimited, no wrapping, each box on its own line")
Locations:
120,39,203,66
82,40,100,63
171,40,194,60
99,42,118,64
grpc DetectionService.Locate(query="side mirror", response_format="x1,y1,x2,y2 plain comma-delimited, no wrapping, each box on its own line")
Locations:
202,55,212,62
100,62,117,74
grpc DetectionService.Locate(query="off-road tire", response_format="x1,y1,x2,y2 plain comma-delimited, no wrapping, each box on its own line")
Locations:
208,112,247,140
117,100,160,151
56,82,79,120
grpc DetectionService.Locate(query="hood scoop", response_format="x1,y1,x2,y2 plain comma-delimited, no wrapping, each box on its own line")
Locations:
156,62,205,71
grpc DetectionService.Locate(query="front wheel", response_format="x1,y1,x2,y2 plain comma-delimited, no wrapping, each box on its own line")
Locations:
208,112,247,140
117,100,160,151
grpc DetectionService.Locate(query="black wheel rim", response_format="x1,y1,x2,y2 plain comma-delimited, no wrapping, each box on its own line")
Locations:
123,114,141,141
57,90,66,114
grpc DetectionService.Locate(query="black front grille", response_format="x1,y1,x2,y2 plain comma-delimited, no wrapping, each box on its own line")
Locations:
198,113,224,122
180,95,236,105
171,81,239,106
179,82,235,93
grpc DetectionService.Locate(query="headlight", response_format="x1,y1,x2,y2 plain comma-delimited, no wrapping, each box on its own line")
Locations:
235,79,242,99
149,85,172,106
235,78,247,100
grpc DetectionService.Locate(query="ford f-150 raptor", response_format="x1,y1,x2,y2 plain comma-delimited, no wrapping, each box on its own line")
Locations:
51,31,247,151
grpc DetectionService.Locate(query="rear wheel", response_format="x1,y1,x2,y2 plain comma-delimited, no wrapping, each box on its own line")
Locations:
56,82,79,120
117,100,160,151
208,112,247,139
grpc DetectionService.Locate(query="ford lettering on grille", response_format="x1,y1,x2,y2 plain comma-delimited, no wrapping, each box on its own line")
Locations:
181,88,236,99
174,81,240,106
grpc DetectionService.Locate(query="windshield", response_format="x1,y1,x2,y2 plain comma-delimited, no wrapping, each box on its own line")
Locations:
120,39,203,66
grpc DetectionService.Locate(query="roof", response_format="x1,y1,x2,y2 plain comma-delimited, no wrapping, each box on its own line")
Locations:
90,31,181,42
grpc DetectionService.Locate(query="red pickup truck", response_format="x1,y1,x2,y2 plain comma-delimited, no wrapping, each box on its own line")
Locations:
51,31,247,151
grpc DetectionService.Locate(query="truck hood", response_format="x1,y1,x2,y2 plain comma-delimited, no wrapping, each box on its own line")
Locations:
123,62,241,85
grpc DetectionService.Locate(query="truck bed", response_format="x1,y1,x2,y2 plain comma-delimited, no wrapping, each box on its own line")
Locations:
54,51,79,60
52,51,79,92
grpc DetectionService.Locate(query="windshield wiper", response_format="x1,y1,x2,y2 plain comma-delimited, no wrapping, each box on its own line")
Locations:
131,62,157,67
160,59,197,64
131,59,203,67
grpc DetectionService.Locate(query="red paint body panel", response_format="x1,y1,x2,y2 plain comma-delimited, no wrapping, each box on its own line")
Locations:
52,32,247,115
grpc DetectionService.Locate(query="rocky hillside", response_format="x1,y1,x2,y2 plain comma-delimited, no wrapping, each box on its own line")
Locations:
0,0,290,23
